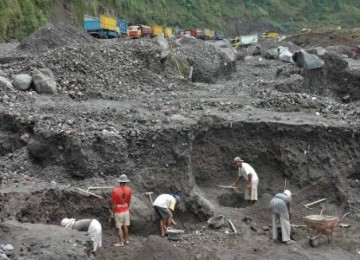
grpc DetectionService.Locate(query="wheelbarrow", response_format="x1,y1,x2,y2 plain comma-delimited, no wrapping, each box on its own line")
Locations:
303,212,350,247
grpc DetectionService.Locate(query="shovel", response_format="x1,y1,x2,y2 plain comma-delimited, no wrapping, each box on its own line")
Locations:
217,185,236,189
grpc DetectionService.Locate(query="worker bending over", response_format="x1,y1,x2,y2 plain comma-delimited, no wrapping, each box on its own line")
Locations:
269,189,294,245
61,218,102,258
153,194,181,237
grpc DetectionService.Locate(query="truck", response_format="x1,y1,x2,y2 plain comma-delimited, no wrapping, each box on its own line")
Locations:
83,15,119,39
231,34,258,48
183,28,217,40
83,15,128,39
152,25,164,37
150,25,174,38
128,25,154,39
117,19,128,35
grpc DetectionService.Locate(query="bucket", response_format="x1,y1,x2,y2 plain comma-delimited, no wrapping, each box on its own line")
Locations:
166,229,184,241
207,215,225,229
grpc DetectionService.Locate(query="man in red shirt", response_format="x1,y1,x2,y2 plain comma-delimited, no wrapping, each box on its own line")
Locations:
111,174,132,247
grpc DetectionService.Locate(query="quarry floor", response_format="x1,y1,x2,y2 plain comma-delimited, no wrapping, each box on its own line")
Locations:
1,33,360,259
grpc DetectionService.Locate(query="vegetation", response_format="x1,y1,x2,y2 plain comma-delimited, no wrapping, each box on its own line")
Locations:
1,0,360,42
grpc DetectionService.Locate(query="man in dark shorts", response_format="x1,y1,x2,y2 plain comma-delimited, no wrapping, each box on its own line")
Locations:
153,194,181,237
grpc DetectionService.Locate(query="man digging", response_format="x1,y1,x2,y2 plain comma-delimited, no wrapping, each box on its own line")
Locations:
153,194,181,237
231,157,259,206
269,189,295,245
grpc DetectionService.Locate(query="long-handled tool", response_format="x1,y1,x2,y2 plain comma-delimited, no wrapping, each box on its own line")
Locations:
145,191,154,204
217,185,235,189
302,198,326,209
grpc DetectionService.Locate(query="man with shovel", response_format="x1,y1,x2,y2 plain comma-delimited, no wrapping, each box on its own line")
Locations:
111,174,132,247
231,157,259,206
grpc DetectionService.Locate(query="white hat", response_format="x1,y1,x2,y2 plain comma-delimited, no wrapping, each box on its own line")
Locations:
234,157,244,162
117,174,130,183
283,190,292,197
61,218,75,229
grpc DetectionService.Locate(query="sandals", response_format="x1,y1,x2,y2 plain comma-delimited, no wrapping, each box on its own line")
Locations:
286,240,295,245
124,240,129,245
113,243,124,247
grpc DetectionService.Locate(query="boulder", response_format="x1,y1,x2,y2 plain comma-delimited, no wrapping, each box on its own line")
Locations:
0,76,14,90
293,50,324,70
264,48,279,59
32,68,57,94
12,74,32,91
278,46,294,63
189,187,215,221
206,39,237,62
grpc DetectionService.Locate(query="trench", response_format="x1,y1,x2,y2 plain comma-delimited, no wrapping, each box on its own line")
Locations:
190,117,359,213
2,116,359,238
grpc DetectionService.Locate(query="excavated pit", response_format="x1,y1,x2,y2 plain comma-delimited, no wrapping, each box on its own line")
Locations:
1,117,358,229
1,25,360,259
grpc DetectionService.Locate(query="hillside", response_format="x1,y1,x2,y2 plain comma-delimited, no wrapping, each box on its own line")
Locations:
1,0,360,42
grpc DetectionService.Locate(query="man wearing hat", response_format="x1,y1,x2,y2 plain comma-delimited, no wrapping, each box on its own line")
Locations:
231,157,259,205
111,174,132,247
269,190,294,244
153,194,181,237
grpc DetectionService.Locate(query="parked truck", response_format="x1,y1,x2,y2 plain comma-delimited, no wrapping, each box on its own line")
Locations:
150,25,173,38
83,14,128,39
83,15,119,39
128,25,154,39
231,34,258,48
117,19,128,35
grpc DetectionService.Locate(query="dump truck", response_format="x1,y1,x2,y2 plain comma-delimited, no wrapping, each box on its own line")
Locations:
150,25,173,38
265,32,280,39
204,29,215,40
117,19,128,35
184,28,205,39
164,27,173,38
83,15,120,39
128,25,154,39
152,25,164,37
231,34,258,48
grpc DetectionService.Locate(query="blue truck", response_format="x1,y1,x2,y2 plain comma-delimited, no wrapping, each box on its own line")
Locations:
83,15,128,39
117,19,128,35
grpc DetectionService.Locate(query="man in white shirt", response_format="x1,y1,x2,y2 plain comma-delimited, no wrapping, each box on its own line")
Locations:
61,218,102,258
231,157,259,205
153,194,181,237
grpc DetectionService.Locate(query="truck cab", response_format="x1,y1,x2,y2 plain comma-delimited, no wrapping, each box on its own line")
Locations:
128,25,141,39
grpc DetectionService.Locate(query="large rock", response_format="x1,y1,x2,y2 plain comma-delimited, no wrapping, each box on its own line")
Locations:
293,50,324,70
264,48,279,59
278,46,294,63
32,68,57,94
206,39,237,62
0,76,14,90
12,74,32,91
189,187,215,221
27,139,52,160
